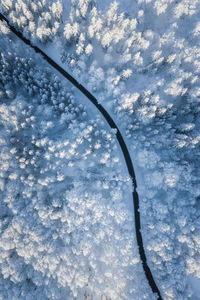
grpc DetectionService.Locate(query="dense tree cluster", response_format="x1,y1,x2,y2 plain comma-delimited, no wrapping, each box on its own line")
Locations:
58,2,200,298
1,0,200,298
0,33,155,299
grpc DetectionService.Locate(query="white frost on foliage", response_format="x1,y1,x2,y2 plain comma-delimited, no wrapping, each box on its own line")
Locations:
0,42,153,299
1,0,200,298
0,20,10,34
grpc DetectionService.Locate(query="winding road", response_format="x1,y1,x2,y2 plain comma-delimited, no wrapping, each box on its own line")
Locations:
0,12,162,300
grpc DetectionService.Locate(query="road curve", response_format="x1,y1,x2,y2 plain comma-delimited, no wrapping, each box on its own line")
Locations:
0,13,162,300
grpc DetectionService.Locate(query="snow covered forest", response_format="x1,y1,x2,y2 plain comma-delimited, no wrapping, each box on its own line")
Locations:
0,0,200,299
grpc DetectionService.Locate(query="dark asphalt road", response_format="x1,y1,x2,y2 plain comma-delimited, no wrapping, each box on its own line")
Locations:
0,12,162,300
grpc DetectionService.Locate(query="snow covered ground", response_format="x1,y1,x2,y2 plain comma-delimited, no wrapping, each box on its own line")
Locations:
1,0,200,299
